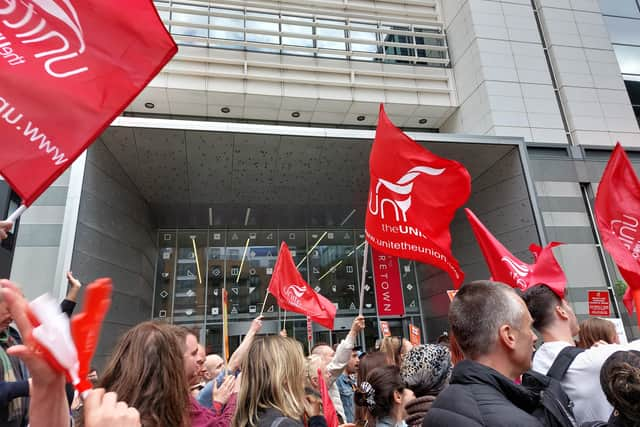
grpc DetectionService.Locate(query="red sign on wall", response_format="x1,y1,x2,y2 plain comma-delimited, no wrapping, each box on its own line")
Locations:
588,290,611,317
380,320,391,337
409,324,421,346
371,248,405,316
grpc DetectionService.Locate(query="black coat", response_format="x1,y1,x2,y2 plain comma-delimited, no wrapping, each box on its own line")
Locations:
423,360,544,427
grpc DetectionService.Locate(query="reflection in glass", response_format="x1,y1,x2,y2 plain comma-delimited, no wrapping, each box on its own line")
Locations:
246,12,279,53
210,7,244,49
604,16,640,45
316,19,347,59
171,3,208,46
350,22,379,60
614,45,640,75
380,25,415,62
173,231,207,323
282,16,314,56
599,0,640,18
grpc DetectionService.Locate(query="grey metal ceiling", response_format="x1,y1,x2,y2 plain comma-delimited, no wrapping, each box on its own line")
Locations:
99,127,516,228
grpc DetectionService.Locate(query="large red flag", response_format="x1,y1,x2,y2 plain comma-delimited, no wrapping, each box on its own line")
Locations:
595,143,640,320
465,208,567,297
0,0,177,206
268,242,336,329
366,105,471,287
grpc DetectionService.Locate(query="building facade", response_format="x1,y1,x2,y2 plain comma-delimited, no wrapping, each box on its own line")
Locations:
2,0,640,364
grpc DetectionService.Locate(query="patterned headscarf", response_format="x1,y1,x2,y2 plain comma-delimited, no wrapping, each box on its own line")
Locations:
400,344,452,397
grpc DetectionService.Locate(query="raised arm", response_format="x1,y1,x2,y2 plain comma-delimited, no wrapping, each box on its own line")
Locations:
326,315,365,383
227,316,263,372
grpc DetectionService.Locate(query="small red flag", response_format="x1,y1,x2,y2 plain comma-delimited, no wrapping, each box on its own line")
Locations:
366,105,471,287
267,242,336,329
595,143,640,318
317,368,339,427
0,0,176,205
465,208,567,297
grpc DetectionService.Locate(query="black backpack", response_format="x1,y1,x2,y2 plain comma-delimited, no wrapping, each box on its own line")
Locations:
519,346,585,427
545,346,585,381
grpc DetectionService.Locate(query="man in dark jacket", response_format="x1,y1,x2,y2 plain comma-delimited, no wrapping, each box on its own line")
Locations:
423,281,563,427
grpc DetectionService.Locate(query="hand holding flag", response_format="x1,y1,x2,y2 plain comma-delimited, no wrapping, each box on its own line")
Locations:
0,278,112,398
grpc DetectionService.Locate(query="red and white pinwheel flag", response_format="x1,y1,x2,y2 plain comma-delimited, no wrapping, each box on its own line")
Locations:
595,143,640,322
267,242,336,329
465,208,567,297
0,0,177,206
28,278,112,397
366,105,471,287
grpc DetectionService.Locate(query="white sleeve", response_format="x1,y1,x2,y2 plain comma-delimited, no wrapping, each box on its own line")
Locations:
326,334,355,385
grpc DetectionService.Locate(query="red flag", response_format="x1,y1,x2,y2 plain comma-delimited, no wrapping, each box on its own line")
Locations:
70,278,112,395
317,368,339,427
268,242,336,329
366,105,471,287
595,143,640,319
0,0,176,205
465,208,567,297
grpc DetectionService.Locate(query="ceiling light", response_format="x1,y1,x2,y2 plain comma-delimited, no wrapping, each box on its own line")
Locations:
419,118,428,124
291,111,300,118
356,115,366,121
144,102,155,109
221,107,231,113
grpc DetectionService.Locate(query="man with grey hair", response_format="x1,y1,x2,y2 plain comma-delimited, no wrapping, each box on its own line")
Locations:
424,280,574,427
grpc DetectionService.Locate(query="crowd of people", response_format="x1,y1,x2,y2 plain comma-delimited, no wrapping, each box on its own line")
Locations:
1,218,640,427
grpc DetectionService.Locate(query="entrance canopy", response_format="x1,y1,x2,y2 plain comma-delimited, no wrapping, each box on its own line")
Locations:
102,117,523,229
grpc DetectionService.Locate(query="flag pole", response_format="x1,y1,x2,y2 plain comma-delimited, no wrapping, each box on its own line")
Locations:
358,241,369,316
259,291,270,317
282,310,287,331
237,238,251,283
4,204,26,223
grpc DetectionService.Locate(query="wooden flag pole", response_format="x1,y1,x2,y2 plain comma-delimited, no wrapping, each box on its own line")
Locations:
358,241,369,316
282,310,287,331
259,291,270,317
236,238,251,283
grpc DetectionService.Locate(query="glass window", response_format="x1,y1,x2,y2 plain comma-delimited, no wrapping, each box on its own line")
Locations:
625,79,640,125
350,22,379,60
154,1,170,22
246,12,279,52
599,0,640,18
210,7,244,49
380,25,415,62
171,3,208,46
415,28,446,63
282,15,314,56
173,231,208,324
604,16,640,45
316,18,347,59
614,45,640,75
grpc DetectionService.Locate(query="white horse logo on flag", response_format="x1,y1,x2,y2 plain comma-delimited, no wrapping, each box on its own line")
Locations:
501,256,530,290
368,166,445,222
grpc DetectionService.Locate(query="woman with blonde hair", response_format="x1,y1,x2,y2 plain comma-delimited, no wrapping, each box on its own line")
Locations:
232,335,327,427
379,337,412,366
98,321,191,427
578,318,619,348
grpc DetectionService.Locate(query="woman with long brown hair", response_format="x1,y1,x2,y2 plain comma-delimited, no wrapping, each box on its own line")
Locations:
578,318,619,348
98,321,191,427
232,335,326,427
